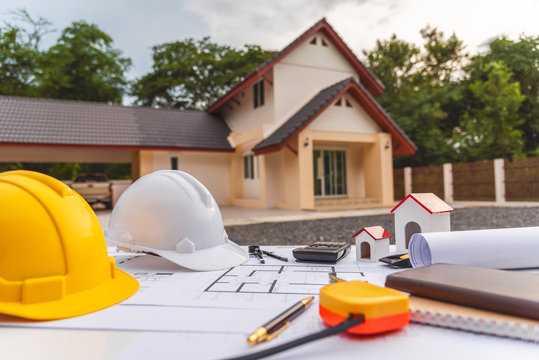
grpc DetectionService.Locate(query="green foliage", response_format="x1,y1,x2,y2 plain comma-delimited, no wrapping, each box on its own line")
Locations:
454,61,525,160
38,21,131,103
364,27,537,167
364,27,467,167
469,36,539,154
0,27,39,96
132,37,274,109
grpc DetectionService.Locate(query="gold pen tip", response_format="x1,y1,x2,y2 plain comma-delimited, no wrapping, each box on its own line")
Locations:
246,327,267,346
302,296,315,306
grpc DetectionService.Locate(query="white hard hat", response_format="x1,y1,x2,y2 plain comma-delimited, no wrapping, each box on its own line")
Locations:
106,170,248,271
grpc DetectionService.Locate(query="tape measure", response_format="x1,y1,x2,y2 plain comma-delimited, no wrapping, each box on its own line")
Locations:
319,280,409,335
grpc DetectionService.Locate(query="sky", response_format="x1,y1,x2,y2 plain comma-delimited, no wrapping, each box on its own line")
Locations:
1,0,539,82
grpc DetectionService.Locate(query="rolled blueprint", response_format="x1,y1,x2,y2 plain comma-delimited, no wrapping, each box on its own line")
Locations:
409,226,539,269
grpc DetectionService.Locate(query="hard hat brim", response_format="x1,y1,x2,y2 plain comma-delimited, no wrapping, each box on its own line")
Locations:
151,240,249,271
109,239,248,271
0,269,138,321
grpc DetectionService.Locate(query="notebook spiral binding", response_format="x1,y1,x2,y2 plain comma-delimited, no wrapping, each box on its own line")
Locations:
409,307,539,342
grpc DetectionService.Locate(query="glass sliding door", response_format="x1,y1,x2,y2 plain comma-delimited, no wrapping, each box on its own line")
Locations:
313,149,347,197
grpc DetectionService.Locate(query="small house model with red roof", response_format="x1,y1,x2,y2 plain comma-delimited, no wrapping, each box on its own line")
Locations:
391,193,453,252
353,226,391,262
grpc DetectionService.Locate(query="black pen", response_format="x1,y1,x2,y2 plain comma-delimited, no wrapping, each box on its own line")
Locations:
247,296,314,345
261,250,288,262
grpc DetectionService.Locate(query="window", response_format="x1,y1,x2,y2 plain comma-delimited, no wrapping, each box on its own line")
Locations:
310,36,317,45
313,149,347,196
170,156,178,170
335,98,342,106
253,80,264,109
243,154,257,179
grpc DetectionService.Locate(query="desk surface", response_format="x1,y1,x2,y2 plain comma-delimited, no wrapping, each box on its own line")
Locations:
1,247,538,360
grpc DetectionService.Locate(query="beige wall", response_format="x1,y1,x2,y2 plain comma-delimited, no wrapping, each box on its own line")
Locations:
222,72,275,134
134,149,232,205
263,151,285,208
271,30,359,132
363,132,394,205
228,126,268,208
309,94,382,134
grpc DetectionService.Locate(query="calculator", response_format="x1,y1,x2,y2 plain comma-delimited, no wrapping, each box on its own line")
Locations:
292,242,351,263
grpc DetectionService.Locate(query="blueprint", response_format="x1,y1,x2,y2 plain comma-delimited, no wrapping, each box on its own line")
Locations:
1,247,537,360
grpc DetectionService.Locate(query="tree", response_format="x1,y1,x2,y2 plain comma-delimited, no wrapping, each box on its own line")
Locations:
469,36,539,154
0,27,38,96
0,9,53,97
363,27,468,167
132,37,274,110
38,21,131,103
454,61,525,161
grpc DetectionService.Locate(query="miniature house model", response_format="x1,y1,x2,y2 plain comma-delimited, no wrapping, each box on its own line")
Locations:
391,193,453,252
353,226,391,262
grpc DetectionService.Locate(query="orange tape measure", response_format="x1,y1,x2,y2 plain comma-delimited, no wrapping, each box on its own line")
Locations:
319,279,409,335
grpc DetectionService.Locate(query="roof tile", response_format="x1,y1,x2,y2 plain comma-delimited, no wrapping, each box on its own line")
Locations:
0,96,233,151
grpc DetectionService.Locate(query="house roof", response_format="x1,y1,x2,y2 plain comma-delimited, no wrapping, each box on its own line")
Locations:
391,193,454,214
353,226,392,240
0,95,233,151
252,77,416,156
206,18,384,114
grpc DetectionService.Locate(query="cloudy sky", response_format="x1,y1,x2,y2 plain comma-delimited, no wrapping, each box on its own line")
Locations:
1,0,538,81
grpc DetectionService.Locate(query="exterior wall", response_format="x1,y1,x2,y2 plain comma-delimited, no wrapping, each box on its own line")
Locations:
304,129,385,204
134,149,231,205
222,72,275,134
278,136,302,209
363,132,393,204
0,146,131,163
228,126,267,208
264,150,285,208
309,94,382,134
347,145,365,198
132,150,154,180
271,31,359,136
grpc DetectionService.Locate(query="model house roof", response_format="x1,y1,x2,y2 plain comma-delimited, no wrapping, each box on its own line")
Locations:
207,18,384,114
391,193,454,214
252,77,416,156
353,226,392,240
0,95,233,151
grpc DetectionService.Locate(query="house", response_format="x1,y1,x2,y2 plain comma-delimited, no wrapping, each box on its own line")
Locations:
391,193,453,252
353,226,391,262
0,18,416,210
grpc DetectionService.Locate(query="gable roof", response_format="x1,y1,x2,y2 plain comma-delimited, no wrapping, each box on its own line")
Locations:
252,77,416,156
391,193,454,214
353,226,392,240
206,18,384,114
0,95,233,151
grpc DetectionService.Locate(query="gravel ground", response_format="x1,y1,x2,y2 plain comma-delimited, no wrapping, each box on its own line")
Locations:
226,207,539,246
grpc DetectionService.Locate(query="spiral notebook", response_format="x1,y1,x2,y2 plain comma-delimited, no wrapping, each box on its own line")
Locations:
409,296,539,342
386,264,539,342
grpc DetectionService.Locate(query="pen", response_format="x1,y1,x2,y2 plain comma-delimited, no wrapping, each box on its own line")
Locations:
261,250,288,262
247,296,314,345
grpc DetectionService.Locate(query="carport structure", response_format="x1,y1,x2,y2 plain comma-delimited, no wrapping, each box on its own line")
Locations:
0,95,233,181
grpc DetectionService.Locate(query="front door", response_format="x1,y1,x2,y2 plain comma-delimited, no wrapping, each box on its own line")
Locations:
313,149,347,197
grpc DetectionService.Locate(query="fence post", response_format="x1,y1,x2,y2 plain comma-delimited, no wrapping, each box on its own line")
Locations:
494,158,505,204
443,163,453,203
404,166,412,195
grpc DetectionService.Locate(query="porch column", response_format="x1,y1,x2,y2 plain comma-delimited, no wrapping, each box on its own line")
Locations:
364,133,394,205
131,150,154,180
298,131,315,209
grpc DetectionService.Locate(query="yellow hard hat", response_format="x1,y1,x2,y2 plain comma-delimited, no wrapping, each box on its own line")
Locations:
0,170,138,320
